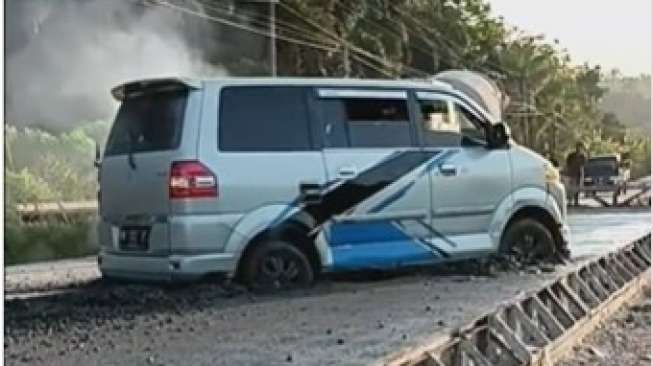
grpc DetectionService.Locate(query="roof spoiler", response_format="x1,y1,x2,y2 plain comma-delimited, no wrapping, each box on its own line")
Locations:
111,77,201,101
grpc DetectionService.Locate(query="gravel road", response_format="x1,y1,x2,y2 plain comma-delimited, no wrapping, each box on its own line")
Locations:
557,288,651,366
4,210,650,365
5,257,99,295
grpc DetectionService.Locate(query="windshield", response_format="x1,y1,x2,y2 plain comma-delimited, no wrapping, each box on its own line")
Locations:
104,91,187,156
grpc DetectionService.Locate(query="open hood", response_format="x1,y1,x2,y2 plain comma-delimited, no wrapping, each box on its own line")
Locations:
432,70,509,123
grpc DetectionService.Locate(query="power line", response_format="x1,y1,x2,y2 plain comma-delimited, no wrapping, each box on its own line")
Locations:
385,2,510,77
193,0,335,47
144,0,340,54
332,1,441,70
278,1,430,77
176,0,396,77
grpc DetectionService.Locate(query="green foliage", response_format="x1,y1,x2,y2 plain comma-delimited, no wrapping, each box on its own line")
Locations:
4,121,108,264
5,168,55,204
600,73,651,133
5,120,110,203
5,220,97,265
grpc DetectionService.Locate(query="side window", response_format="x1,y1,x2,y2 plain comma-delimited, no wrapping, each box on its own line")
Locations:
418,98,461,147
320,97,412,148
417,97,487,147
219,86,313,151
320,99,348,148
454,103,486,144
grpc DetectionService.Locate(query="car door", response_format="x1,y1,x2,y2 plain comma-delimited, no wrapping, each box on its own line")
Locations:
314,88,443,270
415,91,513,257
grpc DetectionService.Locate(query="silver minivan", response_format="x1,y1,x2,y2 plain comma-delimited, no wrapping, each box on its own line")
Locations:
97,75,570,289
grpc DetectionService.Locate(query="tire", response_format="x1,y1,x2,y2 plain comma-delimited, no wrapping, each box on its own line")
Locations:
240,239,314,291
500,218,557,264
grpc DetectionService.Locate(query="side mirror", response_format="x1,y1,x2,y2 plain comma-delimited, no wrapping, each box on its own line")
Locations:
488,122,510,148
94,141,102,168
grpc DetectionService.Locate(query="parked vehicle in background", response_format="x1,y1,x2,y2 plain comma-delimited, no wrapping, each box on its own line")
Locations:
583,154,630,196
96,72,570,290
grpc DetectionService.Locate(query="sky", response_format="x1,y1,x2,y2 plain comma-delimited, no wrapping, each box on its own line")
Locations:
487,0,651,76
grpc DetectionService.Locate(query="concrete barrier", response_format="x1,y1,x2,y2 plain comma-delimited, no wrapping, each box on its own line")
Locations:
385,234,651,366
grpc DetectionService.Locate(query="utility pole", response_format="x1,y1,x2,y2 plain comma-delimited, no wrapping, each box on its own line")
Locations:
269,0,277,77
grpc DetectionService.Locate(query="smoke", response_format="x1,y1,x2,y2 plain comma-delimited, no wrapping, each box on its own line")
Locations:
5,0,227,130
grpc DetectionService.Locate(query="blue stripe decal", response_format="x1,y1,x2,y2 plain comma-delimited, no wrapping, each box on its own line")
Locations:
330,240,439,271
329,222,409,246
393,221,451,257
328,220,452,271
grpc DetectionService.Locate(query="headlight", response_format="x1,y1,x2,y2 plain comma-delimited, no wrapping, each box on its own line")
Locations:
544,164,560,183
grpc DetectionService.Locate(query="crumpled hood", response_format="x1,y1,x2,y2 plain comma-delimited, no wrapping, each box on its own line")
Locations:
432,70,509,123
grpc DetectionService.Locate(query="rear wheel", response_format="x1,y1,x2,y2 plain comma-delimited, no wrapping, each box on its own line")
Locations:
500,218,557,264
240,240,314,291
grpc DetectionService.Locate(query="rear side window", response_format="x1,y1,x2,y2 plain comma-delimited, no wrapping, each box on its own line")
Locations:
105,91,187,156
320,97,412,148
219,87,312,151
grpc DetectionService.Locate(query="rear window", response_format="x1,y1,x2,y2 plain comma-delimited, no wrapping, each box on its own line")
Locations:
105,91,187,156
585,158,618,175
219,86,313,151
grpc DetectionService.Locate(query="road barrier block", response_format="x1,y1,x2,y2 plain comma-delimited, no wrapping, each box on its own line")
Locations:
386,234,651,366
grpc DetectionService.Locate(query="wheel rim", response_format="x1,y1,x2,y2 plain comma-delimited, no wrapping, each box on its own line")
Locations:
510,230,550,264
257,250,304,289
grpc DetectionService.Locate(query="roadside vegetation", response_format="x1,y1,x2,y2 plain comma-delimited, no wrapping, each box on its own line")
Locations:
5,0,650,264
4,122,108,264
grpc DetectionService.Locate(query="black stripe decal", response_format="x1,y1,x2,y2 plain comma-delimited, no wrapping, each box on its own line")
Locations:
413,219,458,248
303,150,441,226
417,238,451,258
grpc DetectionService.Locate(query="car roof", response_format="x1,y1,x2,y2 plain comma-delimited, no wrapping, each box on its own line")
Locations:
200,76,454,91
112,76,453,93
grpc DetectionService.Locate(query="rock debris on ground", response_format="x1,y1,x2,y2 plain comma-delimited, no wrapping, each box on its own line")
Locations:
558,289,651,366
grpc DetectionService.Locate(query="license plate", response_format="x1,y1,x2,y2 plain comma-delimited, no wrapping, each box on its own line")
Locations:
119,226,150,251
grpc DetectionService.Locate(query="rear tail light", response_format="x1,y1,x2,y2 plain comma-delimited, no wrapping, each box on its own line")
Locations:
169,161,218,199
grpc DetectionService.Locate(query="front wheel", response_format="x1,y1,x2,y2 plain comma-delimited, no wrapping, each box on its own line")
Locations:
500,218,558,264
240,240,314,291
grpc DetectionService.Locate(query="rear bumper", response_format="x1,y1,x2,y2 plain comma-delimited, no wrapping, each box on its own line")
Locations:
98,251,238,282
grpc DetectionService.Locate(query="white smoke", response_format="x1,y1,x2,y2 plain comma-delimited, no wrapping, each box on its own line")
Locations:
6,0,227,130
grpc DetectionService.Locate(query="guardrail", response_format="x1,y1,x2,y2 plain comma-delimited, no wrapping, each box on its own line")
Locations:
563,176,651,207
386,233,651,366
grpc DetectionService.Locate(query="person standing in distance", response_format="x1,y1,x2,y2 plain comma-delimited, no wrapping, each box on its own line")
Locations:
565,142,587,206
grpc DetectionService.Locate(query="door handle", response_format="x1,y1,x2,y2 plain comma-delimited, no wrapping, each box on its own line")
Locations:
299,182,322,204
438,164,458,176
337,166,358,178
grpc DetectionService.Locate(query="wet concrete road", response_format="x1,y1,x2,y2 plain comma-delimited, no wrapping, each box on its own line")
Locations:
4,209,651,366
567,208,650,258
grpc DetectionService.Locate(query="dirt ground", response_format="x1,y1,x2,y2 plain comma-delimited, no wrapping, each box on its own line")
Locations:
4,210,650,366
5,268,572,366
557,291,651,366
